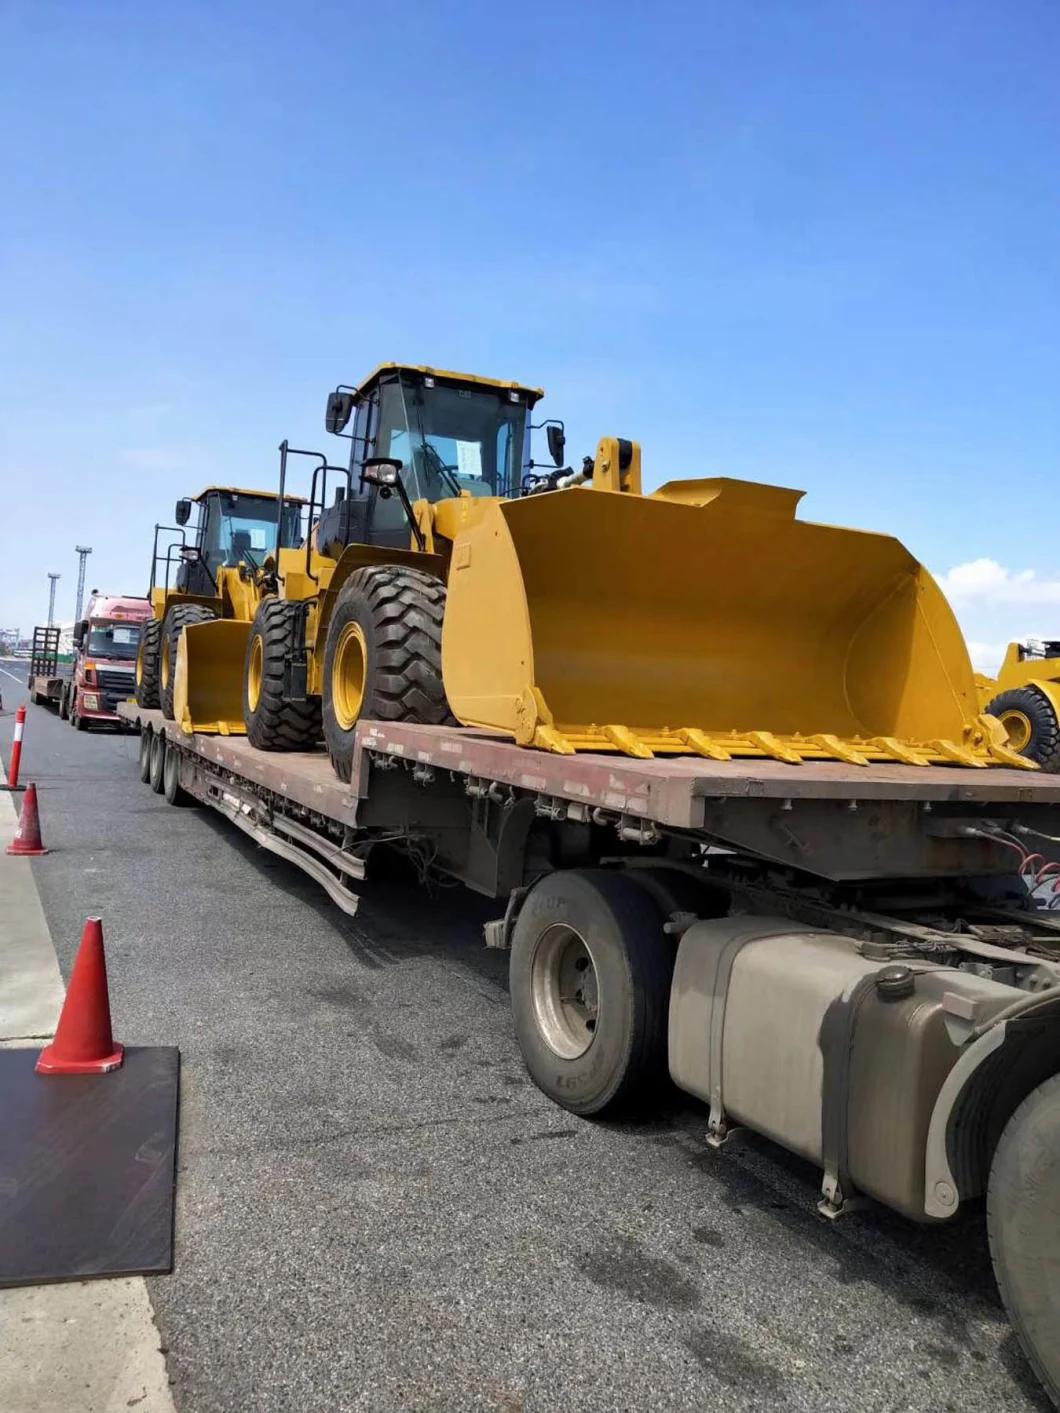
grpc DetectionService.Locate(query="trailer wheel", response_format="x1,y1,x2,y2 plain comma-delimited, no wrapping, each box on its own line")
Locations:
148,730,166,794
162,744,192,805
986,687,1060,771
160,605,217,720
509,869,675,1116
987,1072,1060,1405
244,599,322,751
135,619,163,709
322,566,453,783
138,726,153,783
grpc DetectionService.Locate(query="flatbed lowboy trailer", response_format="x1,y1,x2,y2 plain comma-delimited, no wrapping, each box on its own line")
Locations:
120,701,1060,1404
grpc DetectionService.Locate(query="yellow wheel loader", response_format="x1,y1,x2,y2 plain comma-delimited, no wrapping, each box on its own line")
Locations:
133,486,305,729
175,362,1029,777
979,640,1060,770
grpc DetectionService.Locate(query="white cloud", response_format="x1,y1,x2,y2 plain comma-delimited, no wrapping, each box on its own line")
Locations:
934,559,1060,676
936,558,1060,606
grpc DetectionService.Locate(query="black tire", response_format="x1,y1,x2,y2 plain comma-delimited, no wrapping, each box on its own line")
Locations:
135,618,163,709
509,869,676,1117
163,743,192,805
148,731,166,793
322,565,453,783
58,683,70,720
138,726,153,783
72,692,88,731
244,599,322,751
159,604,217,720
986,687,1060,771
987,1072,1060,1405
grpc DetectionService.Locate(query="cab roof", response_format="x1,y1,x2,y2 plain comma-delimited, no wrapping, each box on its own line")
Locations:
352,363,544,406
193,486,306,504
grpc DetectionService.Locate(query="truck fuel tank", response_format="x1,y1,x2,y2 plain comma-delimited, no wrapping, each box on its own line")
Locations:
668,917,1023,1219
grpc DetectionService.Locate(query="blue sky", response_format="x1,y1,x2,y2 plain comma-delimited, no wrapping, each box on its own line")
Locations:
1,1,1057,670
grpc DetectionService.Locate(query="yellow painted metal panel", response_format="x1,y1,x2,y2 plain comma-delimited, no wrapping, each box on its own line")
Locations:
174,620,250,735
442,479,1018,768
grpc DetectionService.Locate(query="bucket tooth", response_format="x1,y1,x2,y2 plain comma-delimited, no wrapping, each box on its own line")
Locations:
929,739,986,768
803,734,870,766
866,737,930,767
673,728,733,761
532,725,576,755
747,731,804,765
601,725,654,759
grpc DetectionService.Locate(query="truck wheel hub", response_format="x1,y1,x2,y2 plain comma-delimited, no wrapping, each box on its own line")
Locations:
531,924,599,1059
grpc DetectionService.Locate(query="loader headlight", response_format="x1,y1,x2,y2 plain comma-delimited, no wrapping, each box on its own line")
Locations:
361,457,403,488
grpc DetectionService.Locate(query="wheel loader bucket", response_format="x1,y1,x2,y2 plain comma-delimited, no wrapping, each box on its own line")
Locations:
173,620,250,736
441,479,1031,768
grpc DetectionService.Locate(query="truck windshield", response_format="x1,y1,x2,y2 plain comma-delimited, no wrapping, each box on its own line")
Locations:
87,622,140,661
202,493,303,575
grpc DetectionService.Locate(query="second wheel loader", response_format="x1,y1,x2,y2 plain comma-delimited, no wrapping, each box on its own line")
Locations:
134,485,304,725
170,362,1030,779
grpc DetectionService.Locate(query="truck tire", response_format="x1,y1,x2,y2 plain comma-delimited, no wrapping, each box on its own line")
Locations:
71,692,89,731
509,869,675,1116
58,683,70,720
987,1072,1060,1405
244,599,322,751
162,743,192,805
148,730,166,794
322,566,453,783
138,726,153,783
160,605,217,720
135,619,163,709
986,687,1060,771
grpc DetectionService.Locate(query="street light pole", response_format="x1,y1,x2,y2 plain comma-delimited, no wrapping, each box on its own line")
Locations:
47,573,61,627
74,546,93,624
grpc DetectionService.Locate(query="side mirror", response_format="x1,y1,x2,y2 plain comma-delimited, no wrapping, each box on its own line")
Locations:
72,620,87,646
325,391,355,435
360,457,403,491
175,498,192,526
546,423,566,467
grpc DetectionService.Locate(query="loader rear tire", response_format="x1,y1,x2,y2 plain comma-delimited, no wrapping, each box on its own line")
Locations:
135,619,163,709
986,687,1060,771
987,1073,1060,1406
509,869,675,1117
322,566,453,783
243,599,322,751
160,605,217,721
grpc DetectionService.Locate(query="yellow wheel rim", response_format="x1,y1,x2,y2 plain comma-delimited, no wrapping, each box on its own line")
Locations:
998,709,1033,753
161,636,171,690
247,634,264,713
332,622,367,730
135,642,144,686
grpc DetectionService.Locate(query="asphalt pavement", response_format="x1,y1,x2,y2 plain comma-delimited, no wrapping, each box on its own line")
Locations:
0,660,1051,1413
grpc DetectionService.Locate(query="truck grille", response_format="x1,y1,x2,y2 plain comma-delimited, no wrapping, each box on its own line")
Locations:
97,668,135,712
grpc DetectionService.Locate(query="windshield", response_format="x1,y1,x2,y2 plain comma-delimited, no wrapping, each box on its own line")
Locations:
201,493,303,575
87,622,140,661
376,376,528,504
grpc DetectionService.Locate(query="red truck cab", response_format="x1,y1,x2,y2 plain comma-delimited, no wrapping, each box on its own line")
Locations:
67,594,153,730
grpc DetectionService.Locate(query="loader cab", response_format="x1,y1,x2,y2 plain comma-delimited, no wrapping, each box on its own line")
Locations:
174,488,304,592
322,364,543,551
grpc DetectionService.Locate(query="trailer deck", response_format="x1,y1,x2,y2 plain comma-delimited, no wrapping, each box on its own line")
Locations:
121,705,1060,823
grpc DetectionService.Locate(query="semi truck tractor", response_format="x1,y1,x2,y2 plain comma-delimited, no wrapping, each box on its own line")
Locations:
62,593,152,730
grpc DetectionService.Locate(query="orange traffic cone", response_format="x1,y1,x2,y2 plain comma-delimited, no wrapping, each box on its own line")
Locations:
6,782,47,856
36,918,124,1075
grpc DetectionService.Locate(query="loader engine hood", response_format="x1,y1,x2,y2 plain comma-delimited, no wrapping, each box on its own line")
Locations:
441,477,1027,768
